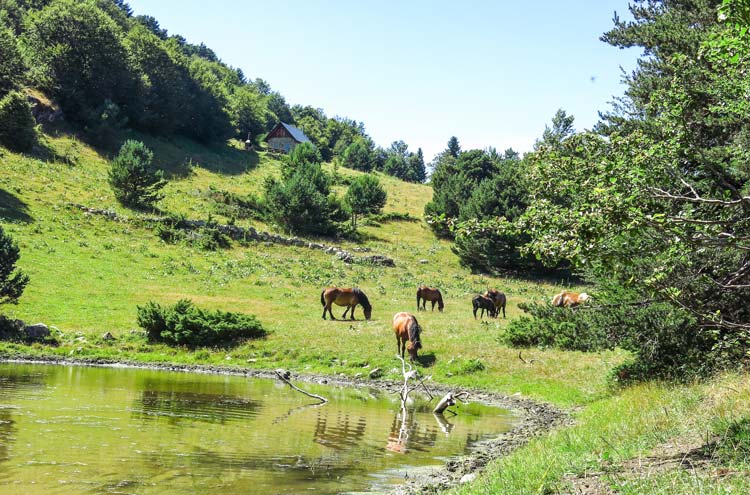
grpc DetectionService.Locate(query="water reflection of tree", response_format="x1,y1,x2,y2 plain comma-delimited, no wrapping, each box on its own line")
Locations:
313,410,367,450
0,407,16,464
385,408,439,454
133,389,262,425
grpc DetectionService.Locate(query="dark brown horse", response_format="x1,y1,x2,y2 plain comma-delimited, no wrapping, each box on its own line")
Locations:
392,312,422,361
416,286,444,312
320,287,372,320
484,288,507,319
472,295,497,319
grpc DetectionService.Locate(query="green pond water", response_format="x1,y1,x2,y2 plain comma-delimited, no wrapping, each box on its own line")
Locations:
0,363,514,495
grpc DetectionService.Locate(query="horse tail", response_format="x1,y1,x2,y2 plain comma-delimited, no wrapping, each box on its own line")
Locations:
408,317,422,350
320,290,326,307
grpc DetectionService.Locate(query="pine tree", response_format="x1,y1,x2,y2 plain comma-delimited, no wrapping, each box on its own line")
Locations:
447,136,461,158
0,226,29,306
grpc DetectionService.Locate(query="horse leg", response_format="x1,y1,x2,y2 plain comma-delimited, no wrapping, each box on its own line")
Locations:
502,303,506,319
342,306,349,319
473,304,478,319
350,305,356,320
431,301,436,311
328,304,336,320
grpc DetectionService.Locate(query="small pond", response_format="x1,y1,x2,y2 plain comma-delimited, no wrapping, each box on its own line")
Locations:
0,363,513,494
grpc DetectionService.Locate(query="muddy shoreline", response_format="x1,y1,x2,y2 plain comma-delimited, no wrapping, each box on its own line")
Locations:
0,357,569,494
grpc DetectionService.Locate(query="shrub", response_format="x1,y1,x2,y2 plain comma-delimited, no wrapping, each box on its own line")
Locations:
264,160,339,236
0,225,29,306
504,302,615,352
0,91,36,152
136,299,265,347
446,357,486,375
108,140,166,209
344,174,387,228
712,417,750,465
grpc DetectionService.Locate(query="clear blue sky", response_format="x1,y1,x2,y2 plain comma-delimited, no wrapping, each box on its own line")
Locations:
126,0,641,161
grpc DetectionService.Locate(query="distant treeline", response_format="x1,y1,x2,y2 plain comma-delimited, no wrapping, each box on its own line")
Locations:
0,0,425,182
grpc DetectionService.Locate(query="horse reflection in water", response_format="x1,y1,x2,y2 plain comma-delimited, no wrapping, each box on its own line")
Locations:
313,410,367,450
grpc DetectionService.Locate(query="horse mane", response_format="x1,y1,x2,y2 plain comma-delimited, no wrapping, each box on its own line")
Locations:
353,287,371,311
436,289,444,309
408,317,422,350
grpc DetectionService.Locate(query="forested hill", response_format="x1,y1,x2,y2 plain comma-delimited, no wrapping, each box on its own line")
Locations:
0,0,426,181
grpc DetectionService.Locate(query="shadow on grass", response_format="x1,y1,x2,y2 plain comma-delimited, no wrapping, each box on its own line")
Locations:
141,136,260,179
416,352,436,368
0,189,33,223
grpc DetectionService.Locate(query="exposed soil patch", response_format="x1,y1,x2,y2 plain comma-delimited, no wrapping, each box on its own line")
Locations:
1,357,568,494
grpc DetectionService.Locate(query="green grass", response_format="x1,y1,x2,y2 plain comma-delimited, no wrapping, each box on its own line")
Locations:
2,132,750,494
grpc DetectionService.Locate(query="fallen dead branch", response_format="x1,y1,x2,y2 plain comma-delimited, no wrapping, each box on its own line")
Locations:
433,391,470,415
518,351,536,365
274,369,328,404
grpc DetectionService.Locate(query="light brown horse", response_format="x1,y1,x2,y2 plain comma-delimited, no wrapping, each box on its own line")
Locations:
484,289,507,318
551,291,590,308
392,312,422,362
416,286,444,312
321,287,372,320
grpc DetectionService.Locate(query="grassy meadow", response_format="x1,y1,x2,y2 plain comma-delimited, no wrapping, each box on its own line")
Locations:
1,132,749,494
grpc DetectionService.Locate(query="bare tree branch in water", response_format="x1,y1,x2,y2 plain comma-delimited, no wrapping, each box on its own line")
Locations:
274,369,328,404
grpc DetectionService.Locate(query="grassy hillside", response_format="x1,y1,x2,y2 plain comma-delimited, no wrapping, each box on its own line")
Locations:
1,133,749,494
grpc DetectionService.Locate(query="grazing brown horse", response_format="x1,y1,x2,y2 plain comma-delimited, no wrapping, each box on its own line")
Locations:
484,288,507,319
416,286,444,312
392,312,422,362
472,295,497,319
320,287,372,320
551,291,590,308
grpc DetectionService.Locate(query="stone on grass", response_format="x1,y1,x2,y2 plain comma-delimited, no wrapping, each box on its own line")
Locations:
23,323,50,341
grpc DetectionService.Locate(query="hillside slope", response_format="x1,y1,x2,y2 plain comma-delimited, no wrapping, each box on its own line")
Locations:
2,133,750,494
0,132,615,406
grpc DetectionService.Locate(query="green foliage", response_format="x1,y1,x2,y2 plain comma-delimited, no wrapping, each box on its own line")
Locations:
534,108,575,150
380,140,425,182
124,24,188,135
136,299,265,347
0,225,29,306
445,357,485,376
281,141,322,179
507,0,750,380
424,148,505,238
20,0,136,125
504,302,616,352
0,90,36,151
344,174,387,228
342,137,373,171
265,154,339,235
108,140,166,209
446,136,461,158
0,22,24,96
712,416,750,465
